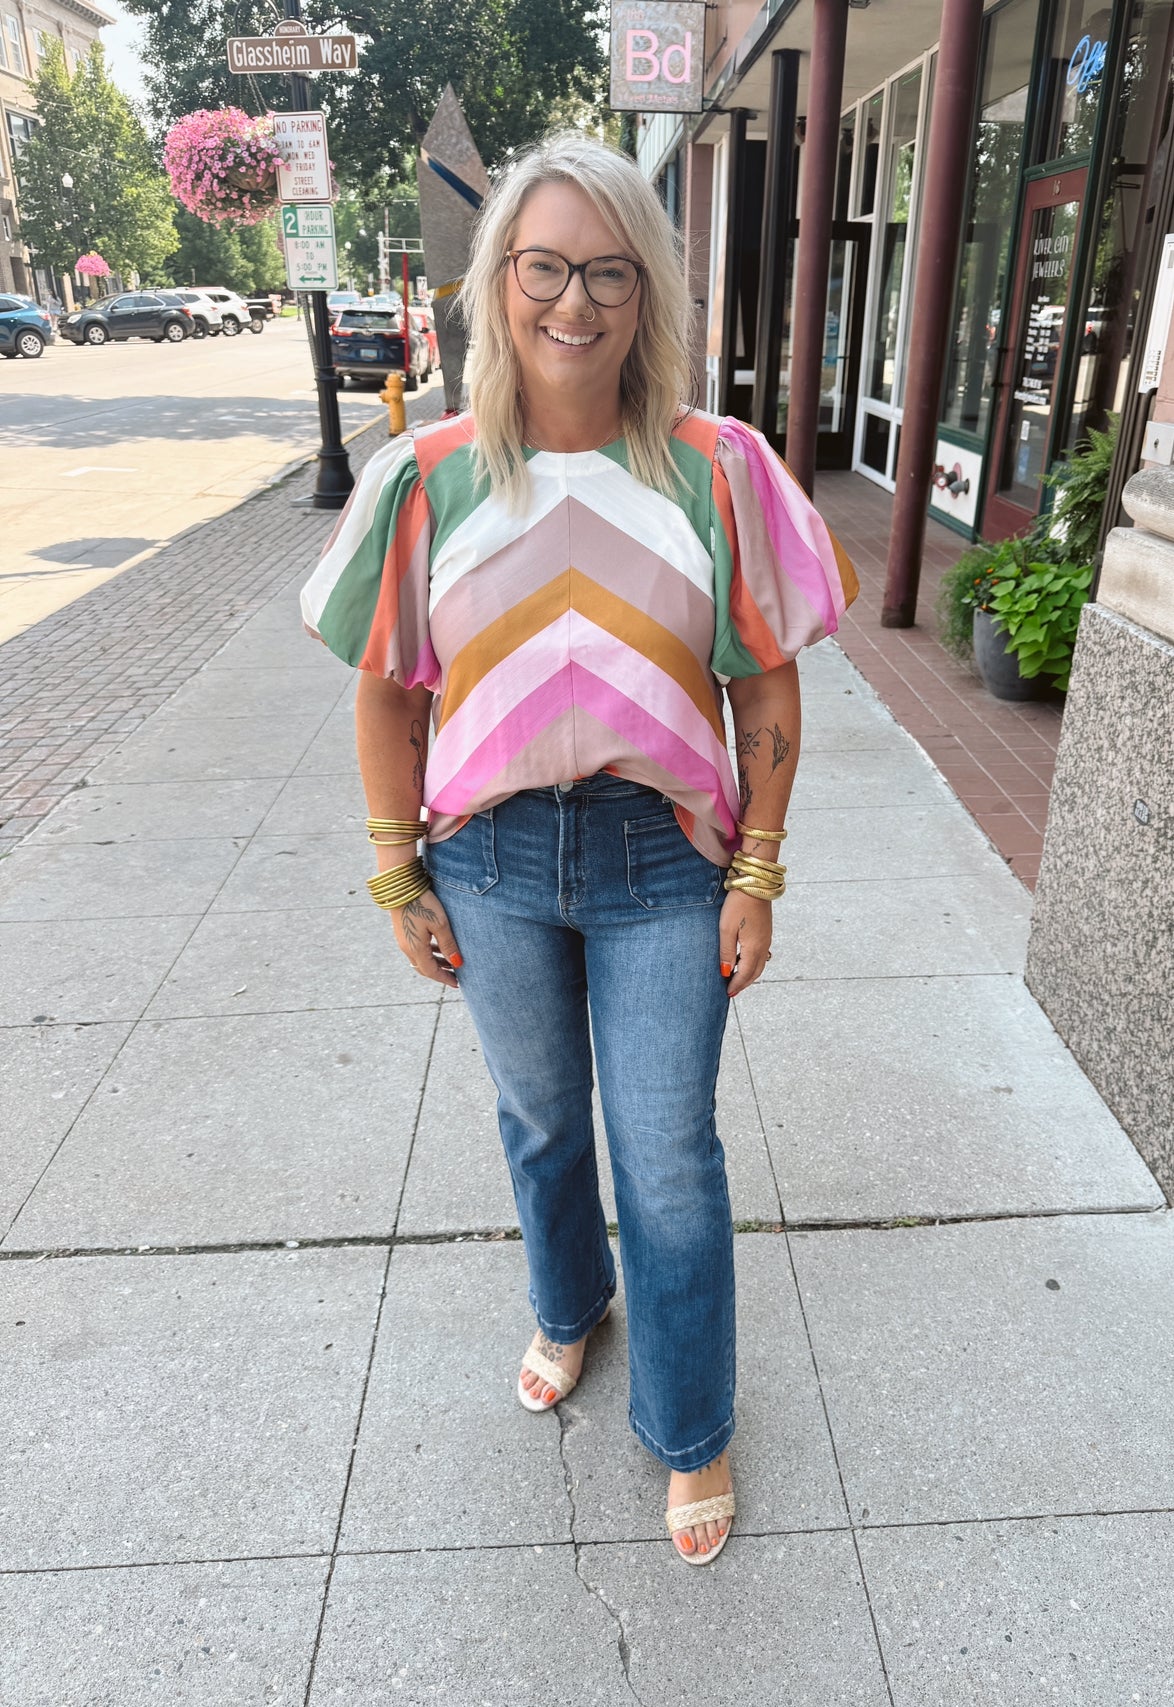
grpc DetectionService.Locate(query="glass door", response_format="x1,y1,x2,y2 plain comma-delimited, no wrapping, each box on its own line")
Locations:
817,224,869,468
984,167,1087,538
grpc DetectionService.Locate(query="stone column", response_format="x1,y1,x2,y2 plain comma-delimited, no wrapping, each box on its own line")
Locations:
1025,468,1174,1190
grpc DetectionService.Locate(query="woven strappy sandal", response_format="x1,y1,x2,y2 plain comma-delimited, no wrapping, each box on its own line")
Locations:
665,1491,736,1566
516,1303,611,1413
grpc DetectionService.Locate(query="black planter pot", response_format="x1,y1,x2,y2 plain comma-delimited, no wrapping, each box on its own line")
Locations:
972,608,1048,702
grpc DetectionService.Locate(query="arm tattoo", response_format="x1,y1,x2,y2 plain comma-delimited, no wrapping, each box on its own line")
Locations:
738,761,753,821
736,726,761,761
769,724,791,774
408,718,426,794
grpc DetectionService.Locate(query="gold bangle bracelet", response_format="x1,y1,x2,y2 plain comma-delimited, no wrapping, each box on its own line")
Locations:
732,851,788,880
367,831,422,846
366,816,426,836
367,857,431,909
724,875,786,901
736,821,788,843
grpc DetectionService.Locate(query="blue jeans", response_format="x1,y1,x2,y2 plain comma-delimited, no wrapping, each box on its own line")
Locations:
425,774,735,1471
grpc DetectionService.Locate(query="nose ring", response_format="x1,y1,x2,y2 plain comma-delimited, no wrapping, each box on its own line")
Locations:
585,303,596,323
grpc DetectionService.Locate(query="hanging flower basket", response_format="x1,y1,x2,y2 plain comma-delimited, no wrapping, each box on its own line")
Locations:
75,252,111,278
164,108,286,227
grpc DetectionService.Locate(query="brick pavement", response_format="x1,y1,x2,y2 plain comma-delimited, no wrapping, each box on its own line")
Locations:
0,396,443,852
814,471,1064,892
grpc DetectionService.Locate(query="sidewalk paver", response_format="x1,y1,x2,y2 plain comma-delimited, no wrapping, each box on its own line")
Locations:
1,415,1169,1706
0,1247,384,1571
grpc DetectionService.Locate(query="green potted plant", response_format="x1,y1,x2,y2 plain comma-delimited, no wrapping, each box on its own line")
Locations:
934,417,1116,700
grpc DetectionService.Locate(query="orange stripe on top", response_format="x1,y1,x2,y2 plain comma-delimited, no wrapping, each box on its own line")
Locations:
831,531,860,606
671,413,721,461
412,414,475,481
438,569,726,735
358,483,431,675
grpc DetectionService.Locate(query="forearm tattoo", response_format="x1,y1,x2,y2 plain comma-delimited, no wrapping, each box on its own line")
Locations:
408,718,426,794
736,727,760,761
769,724,791,774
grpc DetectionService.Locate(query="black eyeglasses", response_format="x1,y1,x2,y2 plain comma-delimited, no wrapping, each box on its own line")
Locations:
506,248,643,308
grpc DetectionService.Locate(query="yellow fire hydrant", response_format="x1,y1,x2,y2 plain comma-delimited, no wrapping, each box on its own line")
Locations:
380,371,406,436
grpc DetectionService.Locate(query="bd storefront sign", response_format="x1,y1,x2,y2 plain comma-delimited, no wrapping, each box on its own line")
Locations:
1068,35,1107,95
610,1,705,113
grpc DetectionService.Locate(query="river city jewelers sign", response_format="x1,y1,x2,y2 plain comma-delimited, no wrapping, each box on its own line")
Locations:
609,1,705,113
273,112,333,204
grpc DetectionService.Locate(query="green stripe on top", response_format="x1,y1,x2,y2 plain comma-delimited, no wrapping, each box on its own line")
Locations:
425,443,489,557
318,448,422,668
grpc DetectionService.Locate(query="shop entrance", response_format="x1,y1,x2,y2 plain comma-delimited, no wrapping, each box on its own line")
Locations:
815,222,870,469
985,167,1087,538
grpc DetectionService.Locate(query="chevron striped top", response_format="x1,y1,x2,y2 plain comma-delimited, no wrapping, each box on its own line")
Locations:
300,410,857,865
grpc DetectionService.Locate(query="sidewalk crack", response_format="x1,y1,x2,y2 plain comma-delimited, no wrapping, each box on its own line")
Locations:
556,1405,643,1705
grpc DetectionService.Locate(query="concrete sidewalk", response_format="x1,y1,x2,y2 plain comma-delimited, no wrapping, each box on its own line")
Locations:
1,422,1170,1706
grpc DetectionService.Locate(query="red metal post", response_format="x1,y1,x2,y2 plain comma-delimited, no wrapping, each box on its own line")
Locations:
785,0,849,496
881,0,985,626
402,252,411,379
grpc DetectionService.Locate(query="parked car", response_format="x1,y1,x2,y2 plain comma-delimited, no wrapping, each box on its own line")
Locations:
329,306,431,388
326,289,361,324
191,286,258,335
0,293,54,359
59,291,193,346
161,288,224,338
409,307,440,372
245,294,281,323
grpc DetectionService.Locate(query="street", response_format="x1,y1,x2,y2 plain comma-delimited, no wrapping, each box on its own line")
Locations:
0,316,438,643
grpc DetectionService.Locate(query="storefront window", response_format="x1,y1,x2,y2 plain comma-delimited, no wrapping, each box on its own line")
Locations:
942,0,1035,439
1040,1,1114,160
834,108,855,221
866,67,921,405
996,194,1083,507
855,91,884,217
1064,0,1174,452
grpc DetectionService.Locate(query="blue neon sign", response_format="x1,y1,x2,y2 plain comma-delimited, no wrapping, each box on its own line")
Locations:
1067,34,1107,94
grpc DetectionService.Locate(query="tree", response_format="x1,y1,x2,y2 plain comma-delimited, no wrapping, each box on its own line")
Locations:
122,0,607,187
16,41,176,280
161,205,285,292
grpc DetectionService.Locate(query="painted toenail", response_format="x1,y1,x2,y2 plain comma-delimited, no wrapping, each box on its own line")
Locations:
698,1542,709,1554
678,1533,695,1553
544,1387,557,1402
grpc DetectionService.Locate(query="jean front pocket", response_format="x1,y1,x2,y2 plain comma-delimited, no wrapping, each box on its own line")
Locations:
425,811,499,895
624,809,724,910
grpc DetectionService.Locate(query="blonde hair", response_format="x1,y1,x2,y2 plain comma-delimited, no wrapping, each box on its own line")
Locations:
461,132,694,505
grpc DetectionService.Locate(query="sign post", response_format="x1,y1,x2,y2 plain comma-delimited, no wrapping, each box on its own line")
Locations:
222,2,354,506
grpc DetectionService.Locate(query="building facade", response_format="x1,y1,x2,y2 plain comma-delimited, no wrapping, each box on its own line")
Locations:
0,0,112,297
636,0,1174,544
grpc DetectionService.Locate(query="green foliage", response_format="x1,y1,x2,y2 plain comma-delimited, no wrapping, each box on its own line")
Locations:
935,539,1019,658
941,419,1117,690
161,206,284,292
986,558,1094,690
121,0,607,188
16,42,176,279
1040,415,1119,566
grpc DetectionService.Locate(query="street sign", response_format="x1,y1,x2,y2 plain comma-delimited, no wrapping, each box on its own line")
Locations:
609,1,705,113
226,19,357,74
273,112,333,204
282,203,338,291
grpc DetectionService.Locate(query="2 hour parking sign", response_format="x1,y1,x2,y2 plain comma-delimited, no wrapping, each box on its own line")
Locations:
282,204,338,291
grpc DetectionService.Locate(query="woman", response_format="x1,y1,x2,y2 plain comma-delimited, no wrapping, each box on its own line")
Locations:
302,134,856,1566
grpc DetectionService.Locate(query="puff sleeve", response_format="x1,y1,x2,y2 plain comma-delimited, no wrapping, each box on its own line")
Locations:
300,433,439,688
711,417,859,679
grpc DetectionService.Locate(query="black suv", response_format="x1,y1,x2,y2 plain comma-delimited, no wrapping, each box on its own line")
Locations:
59,292,193,347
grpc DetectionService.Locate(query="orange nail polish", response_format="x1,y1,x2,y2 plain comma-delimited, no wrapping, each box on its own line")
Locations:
720,962,733,978
544,1388,557,1403
450,952,464,969
698,1542,709,1555
678,1533,695,1553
